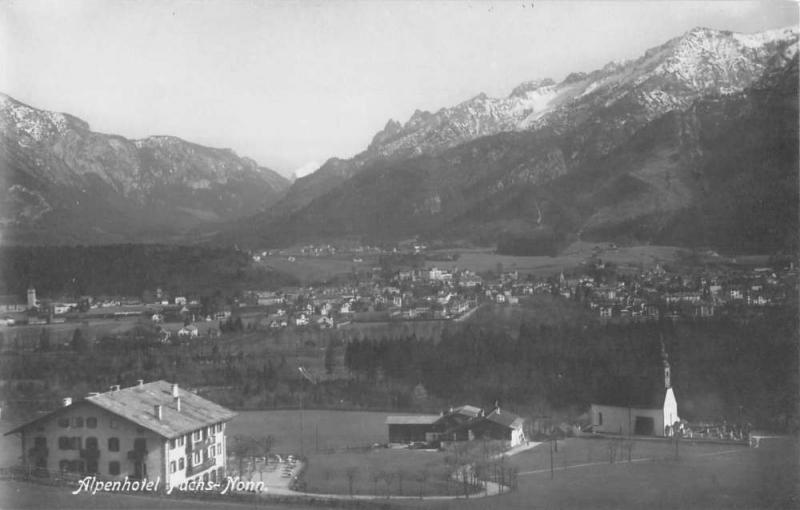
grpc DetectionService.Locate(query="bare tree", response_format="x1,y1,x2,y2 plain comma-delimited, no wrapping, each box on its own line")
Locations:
371,470,382,496
230,435,252,477
607,439,618,464
416,468,428,499
345,466,359,497
396,469,406,496
509,466,519,491
383,471,395,498
625,439,636,462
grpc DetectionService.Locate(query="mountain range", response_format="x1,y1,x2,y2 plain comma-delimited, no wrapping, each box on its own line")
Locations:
0,93,289,244
2,26,797,253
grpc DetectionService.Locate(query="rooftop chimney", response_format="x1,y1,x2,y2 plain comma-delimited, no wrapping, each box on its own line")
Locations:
87,392,100,398
154,404,162,420
175,397,181,412
110,385,120,392
171,383,179,398
62,397,72,407
137,379,144,388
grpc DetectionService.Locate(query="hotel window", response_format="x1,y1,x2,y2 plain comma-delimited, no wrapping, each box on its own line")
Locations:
193,451,201,465
86,417,97,428
192,430,202,442
59,460,70,472
57,417,69,428
58,436,70,450
110,419,117,429
108,437,119,452
109,461,120,475
170,461,176,473
72,417,84,428
34,437,46,448
598,412,603,426
178,458,185,470
170,439,176,450
177,436,185,447
216,443,222,455
85,437,98,450
208,445,215,458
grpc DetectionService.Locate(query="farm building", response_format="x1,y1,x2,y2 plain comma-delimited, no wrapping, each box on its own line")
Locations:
476,408,526,445
386,415,442,443
5,380,236,491
387,404,526,448
590,354,679,437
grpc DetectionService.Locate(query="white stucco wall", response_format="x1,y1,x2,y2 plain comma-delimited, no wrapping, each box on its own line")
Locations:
591,403,667,437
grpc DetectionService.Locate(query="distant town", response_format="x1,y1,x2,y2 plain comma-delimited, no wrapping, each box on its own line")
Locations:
1,243,795,344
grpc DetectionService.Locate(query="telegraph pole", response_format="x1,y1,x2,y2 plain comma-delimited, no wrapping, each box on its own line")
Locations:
298,366,318,458
550,439,554,479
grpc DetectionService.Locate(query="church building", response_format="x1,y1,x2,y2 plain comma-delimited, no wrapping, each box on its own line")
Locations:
589,346,679,437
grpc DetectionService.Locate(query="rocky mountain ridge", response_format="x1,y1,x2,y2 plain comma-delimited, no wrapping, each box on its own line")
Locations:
0,93,289,244
234,26,798,253
273,26,797,216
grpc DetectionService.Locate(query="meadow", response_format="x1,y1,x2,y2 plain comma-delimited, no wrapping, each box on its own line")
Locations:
301,449,458,497
425,242,682,276
226,409,394,455
417,437,799,510
257,255,377,284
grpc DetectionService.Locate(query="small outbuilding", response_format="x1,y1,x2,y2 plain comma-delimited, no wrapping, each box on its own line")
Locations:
386,415,442,444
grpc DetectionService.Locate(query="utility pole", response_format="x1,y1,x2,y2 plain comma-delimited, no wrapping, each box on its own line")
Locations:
299,391,304,457
298,366,318,458
550,439,554,479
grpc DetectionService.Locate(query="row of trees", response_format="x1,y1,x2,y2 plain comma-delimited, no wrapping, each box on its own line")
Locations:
0,244,297,298
343,308,798,429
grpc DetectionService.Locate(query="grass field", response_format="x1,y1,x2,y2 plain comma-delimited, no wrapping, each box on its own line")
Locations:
413,437,799,510
302,449,459,497
257,255,376,284
425,243,682,276
227,410,394,455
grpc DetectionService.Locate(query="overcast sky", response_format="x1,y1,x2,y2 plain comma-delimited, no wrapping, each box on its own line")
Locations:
0,1,796,176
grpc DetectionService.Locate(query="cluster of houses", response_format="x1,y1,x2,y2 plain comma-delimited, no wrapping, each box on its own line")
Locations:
3,254,795,335
546,261,796,322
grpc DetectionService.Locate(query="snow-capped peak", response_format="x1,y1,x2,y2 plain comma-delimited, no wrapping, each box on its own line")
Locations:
293,161,322,178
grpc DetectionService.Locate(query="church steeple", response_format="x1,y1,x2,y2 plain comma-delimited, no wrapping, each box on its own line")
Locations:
660,338,671,389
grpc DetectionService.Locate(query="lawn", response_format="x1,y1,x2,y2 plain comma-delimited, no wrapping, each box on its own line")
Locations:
413,437,799,510
257,255,375,284
227,409,395,455
301,448,465,497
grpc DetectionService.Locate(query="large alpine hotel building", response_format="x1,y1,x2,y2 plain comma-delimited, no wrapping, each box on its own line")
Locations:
5,380,236,490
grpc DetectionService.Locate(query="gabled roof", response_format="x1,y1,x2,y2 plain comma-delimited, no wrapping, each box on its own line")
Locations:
485,409,524,429
593,386,670,410
6,380,236,439
452,405,482,418
385,415,441,425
